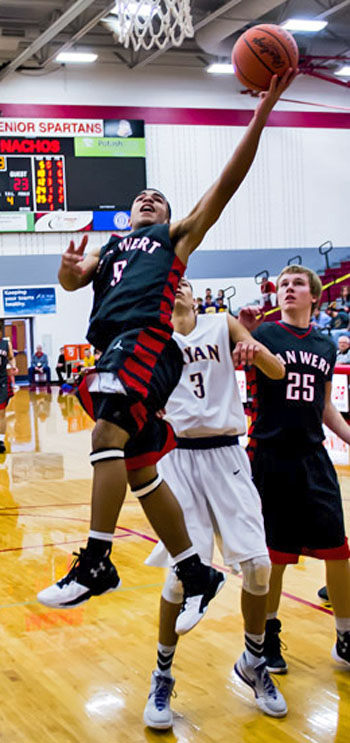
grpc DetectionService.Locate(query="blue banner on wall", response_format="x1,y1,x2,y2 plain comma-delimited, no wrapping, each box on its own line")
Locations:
3,287,56,315
93,210,131,231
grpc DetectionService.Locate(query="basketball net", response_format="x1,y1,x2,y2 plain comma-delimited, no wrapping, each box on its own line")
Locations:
111,0,194,51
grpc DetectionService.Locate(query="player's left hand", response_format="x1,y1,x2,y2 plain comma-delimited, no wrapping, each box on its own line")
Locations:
233,340,260,367
238,306,264,332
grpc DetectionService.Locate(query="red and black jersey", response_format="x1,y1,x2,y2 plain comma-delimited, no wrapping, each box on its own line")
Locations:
250,321,336,446
87,224,185,351
0,338,9,382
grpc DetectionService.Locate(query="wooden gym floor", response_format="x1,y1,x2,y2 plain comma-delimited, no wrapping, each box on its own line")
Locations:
0,387,349,743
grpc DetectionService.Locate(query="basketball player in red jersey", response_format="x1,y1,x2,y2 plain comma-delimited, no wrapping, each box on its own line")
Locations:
38,71,296,637
241,265,350,672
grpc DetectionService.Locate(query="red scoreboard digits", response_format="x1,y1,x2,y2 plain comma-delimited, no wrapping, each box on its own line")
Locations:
34,156,66,211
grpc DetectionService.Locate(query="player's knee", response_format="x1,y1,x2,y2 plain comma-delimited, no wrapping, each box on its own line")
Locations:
91,419,127,451
161,568,183,604
241,555,271,596
130,474,163,498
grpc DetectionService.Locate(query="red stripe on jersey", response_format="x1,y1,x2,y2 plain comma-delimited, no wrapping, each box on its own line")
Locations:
119,368,148,398
124,357,152,384
148,326,172,341
160,300,172,319
125,420,177,471
76,377,95,421
134,343,158,370
137,331,165,355
129,400,148,433
172,255,186,274
276,321,313,339
163,284,175,303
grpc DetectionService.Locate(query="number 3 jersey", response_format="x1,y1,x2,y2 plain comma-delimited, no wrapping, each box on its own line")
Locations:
251,321,336,445
165,313,246,438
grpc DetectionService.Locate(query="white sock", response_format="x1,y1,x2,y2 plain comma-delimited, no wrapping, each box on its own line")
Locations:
0,434,4,442
335,616,350,636
244,631,265,665
157,643,177,678
89,530,114,541
172,546,196,565
266,611,278,621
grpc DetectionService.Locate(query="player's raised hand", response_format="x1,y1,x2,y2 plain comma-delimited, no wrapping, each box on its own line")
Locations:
61,235,89,276
238,306,265,332
255,67,298,120
233,340,261,368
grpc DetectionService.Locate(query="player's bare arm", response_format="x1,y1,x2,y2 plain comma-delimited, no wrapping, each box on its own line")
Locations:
7,340,17,372
323,382,350,444
171,68,297,264
58,235,101,291
238,306,265,332
228,315,285,380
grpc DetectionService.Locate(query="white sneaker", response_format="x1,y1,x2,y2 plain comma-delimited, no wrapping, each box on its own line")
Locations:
37,548,121,608
175,561,226,635
143,671,175,729
234,652,288,717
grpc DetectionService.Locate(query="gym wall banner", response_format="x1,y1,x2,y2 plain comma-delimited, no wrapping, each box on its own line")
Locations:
2,287,56,316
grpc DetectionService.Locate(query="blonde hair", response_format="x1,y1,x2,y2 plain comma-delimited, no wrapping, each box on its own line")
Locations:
276,265,322,309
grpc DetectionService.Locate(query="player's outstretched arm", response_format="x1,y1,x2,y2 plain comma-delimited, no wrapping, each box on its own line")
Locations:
323,382,350,444
228,315,285,379
172,68,297,263
58,235,100,291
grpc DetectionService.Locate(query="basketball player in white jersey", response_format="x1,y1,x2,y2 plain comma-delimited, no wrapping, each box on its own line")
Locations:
143,279,288,728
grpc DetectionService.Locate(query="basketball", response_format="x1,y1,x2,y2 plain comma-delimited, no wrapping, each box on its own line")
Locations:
232,24,299,91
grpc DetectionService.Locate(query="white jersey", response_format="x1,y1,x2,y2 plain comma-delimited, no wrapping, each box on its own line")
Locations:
166,313,246,438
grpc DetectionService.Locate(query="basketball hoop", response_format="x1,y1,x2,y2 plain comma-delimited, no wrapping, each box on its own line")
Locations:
109,1,194,51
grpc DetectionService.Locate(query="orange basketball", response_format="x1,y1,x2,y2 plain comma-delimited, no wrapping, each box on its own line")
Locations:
232,24,299,91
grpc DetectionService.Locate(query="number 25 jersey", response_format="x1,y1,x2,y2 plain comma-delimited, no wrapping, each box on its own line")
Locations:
251,321,336,445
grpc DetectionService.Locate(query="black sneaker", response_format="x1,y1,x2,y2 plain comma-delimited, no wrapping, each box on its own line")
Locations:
0,441,6,454
331,631,350,668
318,585,329,602
264,618,288,674
37,548,121,608
174,556,226,635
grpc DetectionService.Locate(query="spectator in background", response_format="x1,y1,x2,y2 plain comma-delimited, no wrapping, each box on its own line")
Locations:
204,289,217,314
338,285,350,310
311,306,330,330
56,346,66,386
324,302,349,347
82,347,95,368
216,296,228,313
195,297,205,314
336,336,350,364
28,345,51,388
260,279,276,312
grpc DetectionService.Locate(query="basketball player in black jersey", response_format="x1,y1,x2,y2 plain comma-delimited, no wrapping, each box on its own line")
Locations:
0,323,16,455
38,70,296,635
241,264,350,672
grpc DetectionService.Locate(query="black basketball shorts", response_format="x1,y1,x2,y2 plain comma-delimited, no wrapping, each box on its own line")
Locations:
76,326,183,470
0,377,13,409
251,440,350,563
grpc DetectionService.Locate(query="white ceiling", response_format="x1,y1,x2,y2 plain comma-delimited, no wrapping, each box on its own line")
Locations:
0,0,349,84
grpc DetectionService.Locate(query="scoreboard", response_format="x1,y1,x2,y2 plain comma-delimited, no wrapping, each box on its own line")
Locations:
0,117,146,232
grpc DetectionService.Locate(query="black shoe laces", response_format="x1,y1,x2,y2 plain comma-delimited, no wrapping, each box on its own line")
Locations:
256,662,278,698
154,677,174,710
57,549,85,587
